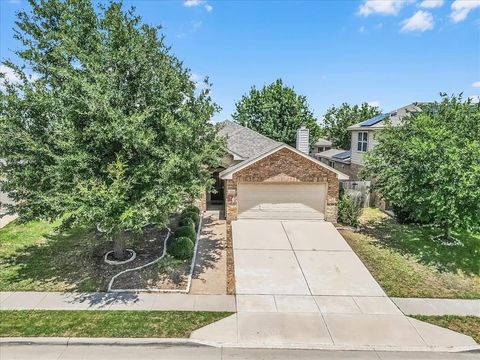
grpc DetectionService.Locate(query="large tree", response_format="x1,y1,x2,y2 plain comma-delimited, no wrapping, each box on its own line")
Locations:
322,103,381,149
0,0,224,259
232,79,321,146
362,95,480,241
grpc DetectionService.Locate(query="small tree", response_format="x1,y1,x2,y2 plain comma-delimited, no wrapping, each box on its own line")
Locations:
362,94,480,241
0,0,224,259
232,79,321,146
322,103,381,149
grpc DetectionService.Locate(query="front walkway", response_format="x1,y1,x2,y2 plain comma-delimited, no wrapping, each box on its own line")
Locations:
190,219,478,351
392,298,480,316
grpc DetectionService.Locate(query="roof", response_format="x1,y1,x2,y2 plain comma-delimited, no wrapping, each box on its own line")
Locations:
316,149,351,163
220,144,349,181
314,138,332,147
347,103,422,131
217,121,281,160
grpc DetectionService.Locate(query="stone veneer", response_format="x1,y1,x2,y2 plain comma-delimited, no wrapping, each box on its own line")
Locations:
225,147,340,222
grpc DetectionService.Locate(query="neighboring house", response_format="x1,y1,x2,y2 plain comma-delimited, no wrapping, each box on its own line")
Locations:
204,121,348,223
317,103,420,180
310,138,332,155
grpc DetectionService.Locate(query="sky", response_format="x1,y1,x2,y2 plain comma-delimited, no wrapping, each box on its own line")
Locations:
1,0,479,122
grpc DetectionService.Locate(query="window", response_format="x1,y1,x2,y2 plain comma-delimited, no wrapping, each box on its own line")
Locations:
357,132,368,152
328,161,335,168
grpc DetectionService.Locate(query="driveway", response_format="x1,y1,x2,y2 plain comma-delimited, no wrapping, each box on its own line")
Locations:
232,219,385,297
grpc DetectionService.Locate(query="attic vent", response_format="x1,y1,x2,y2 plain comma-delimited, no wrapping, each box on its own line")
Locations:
296,126,310,154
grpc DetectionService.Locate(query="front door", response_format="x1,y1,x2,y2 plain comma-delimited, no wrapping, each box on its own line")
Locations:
210,171,224,204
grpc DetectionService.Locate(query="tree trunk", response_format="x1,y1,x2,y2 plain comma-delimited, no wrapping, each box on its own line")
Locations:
113,230,127,260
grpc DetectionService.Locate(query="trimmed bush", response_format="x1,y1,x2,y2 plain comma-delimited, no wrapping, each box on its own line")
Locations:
174,225,196,242
180,217,196,231
182,211,199,229
182,205,200,216
338,192,363,227
168,236,194,260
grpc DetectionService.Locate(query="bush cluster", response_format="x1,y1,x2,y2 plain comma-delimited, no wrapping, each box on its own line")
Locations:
167,205,201,260
338,192,363,227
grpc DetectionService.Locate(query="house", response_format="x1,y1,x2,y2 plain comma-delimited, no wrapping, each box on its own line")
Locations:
316,103,420,180
310,138,332,155
205,121,348,223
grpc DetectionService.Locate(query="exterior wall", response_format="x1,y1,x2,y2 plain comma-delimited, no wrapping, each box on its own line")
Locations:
318,158,362,181
224,147,340,223
350,130,377,165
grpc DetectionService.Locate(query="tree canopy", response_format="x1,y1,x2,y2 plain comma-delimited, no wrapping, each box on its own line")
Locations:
322,103,381,149
0,0,224,259
362,95,480,240
232,79,321,146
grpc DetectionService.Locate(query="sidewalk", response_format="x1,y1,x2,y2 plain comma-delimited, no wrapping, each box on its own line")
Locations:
0,292,235,312
392,298,480,316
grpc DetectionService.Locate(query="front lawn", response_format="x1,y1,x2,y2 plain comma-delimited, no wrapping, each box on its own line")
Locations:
413,316,480,343
0,219,177,292
0,310,231,338
339,208,480,299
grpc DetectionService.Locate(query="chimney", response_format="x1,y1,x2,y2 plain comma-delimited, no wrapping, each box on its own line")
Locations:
296,126,309,154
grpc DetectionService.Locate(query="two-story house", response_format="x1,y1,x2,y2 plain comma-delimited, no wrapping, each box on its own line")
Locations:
317,103,420,180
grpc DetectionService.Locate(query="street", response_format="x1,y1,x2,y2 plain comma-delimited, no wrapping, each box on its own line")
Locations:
1,344,479,360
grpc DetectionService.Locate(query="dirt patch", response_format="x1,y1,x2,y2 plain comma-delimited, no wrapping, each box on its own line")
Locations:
225,221,236,295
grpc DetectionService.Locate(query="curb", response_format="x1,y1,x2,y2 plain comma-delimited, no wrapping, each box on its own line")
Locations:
1,337,479,353
0,337,209,347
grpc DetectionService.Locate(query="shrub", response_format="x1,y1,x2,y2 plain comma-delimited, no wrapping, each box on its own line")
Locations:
182,211,199,229
174,225,196,242
168,236,194,260
182,205,200,215
338,192,363,227
180,217,196,231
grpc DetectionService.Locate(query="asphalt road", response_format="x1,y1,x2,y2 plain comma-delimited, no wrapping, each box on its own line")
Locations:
1,344,479,360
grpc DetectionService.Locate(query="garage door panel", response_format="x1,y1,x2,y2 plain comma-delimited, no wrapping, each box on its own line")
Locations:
238,183,326,220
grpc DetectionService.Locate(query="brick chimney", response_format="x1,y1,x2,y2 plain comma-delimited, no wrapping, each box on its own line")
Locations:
296,126,309,154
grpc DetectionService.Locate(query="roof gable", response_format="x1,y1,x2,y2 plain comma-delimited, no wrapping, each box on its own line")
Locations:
220,144,349,180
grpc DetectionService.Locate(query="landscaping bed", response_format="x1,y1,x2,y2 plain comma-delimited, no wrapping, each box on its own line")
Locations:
0,206,201,292
413,315,480,343
0,310,231,338
339,208,480,299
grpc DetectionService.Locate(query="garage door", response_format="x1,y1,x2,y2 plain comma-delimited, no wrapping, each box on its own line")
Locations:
237,183,326,220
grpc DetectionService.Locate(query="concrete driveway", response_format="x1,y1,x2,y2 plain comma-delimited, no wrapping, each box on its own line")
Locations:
191,219,478,351
232,219,385,297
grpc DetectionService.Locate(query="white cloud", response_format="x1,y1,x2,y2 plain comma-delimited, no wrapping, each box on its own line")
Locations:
0,65,20,84
358,0,410,16
401,10,434,32
7,0,21,4
368,100,381,108
183,0,213,12
472,81,480,88
450,0,480,23
419,0,444,9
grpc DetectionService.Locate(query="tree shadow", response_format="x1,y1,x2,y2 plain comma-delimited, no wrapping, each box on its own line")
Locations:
359,216,480,275
192,215,225,278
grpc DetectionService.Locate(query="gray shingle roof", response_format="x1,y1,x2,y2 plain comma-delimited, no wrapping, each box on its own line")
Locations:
217,121,281,160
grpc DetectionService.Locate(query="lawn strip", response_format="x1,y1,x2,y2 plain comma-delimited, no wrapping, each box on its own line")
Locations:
0,310,232,338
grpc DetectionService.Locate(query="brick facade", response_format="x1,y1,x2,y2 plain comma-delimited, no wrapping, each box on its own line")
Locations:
224,147,340,222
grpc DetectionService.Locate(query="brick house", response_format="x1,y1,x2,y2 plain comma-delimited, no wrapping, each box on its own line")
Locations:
206,121,348,223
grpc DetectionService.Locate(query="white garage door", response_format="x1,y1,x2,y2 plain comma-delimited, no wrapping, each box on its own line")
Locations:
237,183,326,220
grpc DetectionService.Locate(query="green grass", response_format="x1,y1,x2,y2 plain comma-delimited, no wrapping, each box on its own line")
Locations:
0,310,232,338
413,316,480,343
339,208,480,299
0,220,125,292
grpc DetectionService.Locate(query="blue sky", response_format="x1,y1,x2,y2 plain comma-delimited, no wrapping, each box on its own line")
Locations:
1,0,479,122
